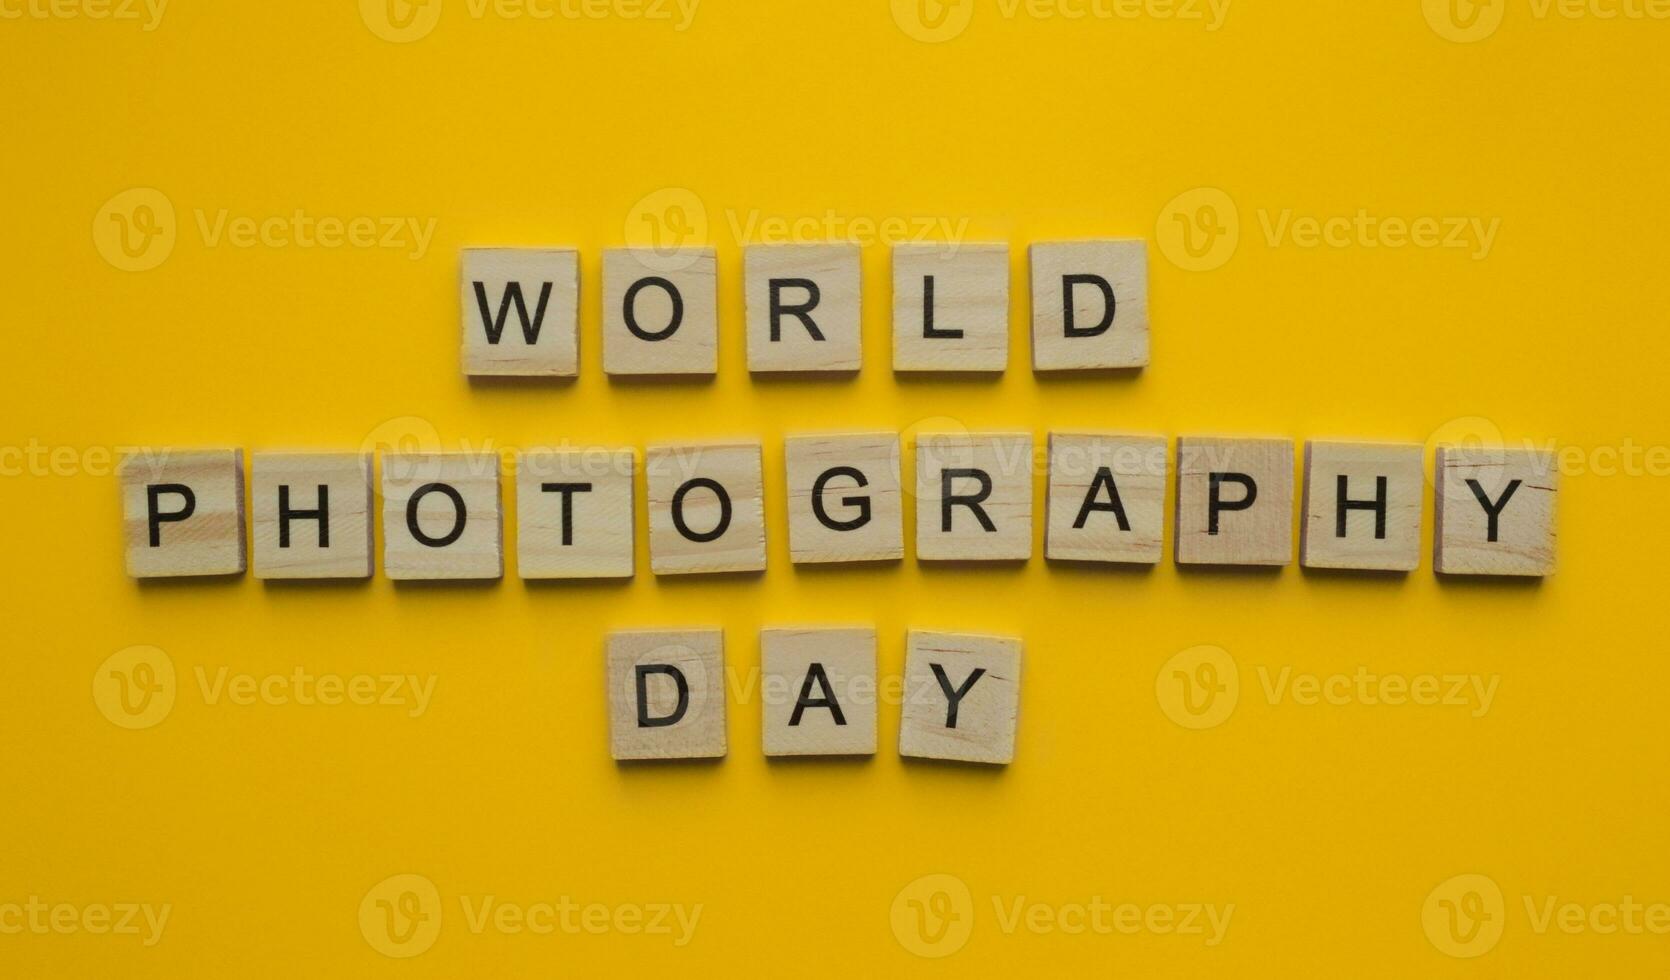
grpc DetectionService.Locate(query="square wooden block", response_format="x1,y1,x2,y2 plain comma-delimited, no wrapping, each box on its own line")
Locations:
761,627,878,757
250,452,373,579
892,243,1009,373
1301,441,1424,572
607,629,727,761
381,452,503,580
516,448,635,579
784,433,903,564
899,630,1022,766
1175,437,1294,567
120,449,245,578
916,433,1034,562
1435,447,1557,577
1045,432,1167,564
744,243,861,373
602,247,718,376
645,441,767,575
1029,240,1149,371
461,247,580,377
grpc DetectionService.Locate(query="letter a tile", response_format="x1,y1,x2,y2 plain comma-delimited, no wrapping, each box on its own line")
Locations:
761,627,878,757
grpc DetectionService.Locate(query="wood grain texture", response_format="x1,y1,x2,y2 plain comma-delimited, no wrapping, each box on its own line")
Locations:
381,452,503,580
1044,432,1166,564
1175,436,1294,566
516,448,635,579
1300,441,1423,572
645,441,767,575
607,629,727,761
892,243,1009,373
120,448,246,578
460,247,580,377
1435,446,1557,577
898,630,1022,766
601,247,718,377
784,432,903,564
760,627,877,757
744,243,861,373
915,432,1034,562
250,452,372,580
1029,239,1149,371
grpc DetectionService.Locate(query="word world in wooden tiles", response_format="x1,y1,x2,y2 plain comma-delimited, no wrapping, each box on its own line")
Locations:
457,239,1152,376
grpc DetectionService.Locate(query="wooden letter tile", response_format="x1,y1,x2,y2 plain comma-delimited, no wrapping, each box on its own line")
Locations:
892,243,1009,373
251,452,373,579
1175,437,1294,567
1435,447,1557,577
1045,432,1166,564
516,448,635,579
607,629,727,761
601,247,718,377
761,627,877,757
784,433,903,564
915,433,1034,562
899,630,1022,766
1029,239,1149,371
120,449,245,578
381,452,503,580
645,441,767,575
744,243,861,373
1300,441,1424,572
460,247,580,377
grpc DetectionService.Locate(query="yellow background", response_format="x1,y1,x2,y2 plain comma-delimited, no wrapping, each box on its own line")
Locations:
4,0,1668,975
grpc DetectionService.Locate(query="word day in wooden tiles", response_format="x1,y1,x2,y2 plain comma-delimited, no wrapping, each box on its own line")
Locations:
118,437,1558,580
461,240,1148,376
607,627,1022,764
